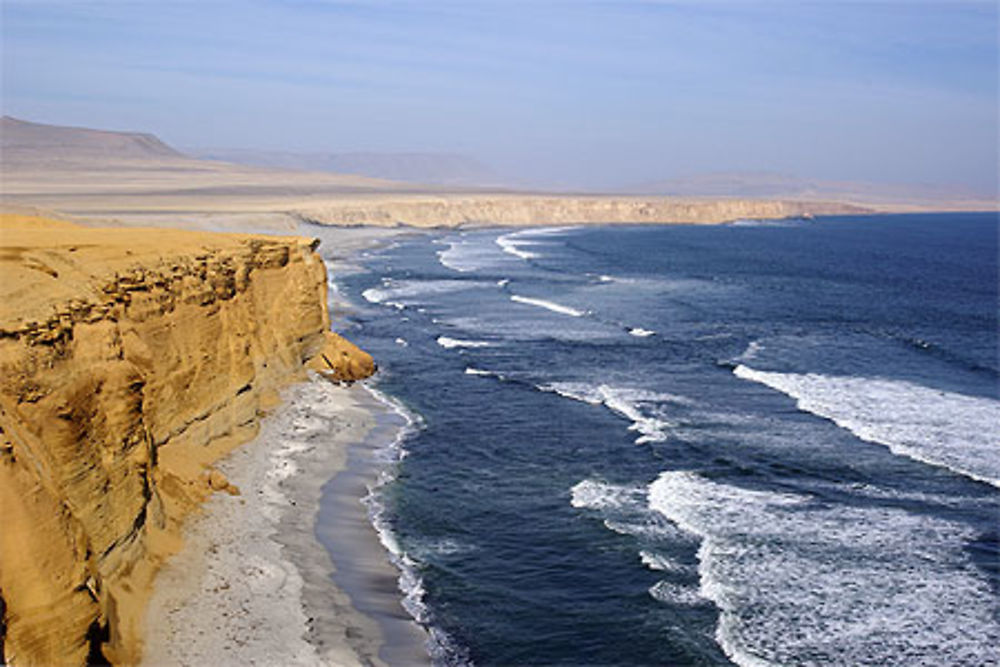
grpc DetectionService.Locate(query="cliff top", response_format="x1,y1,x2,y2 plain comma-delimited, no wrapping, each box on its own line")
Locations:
0,213,317,328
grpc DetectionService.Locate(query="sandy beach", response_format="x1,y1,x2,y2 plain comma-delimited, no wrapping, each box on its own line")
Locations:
142,379,429,666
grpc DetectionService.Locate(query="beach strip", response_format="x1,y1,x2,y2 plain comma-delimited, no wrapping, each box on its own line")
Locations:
142,379,428,665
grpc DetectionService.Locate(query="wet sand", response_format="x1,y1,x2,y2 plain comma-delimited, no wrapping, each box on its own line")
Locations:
317,387,431,666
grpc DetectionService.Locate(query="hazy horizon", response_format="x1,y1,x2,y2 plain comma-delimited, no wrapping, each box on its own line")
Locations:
2,1,997,193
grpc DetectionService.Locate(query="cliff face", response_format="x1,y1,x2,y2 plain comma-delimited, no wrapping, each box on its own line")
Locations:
295,195,875,227
0,215,373,665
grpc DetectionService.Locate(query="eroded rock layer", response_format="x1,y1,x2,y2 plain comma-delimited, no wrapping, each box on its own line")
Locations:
296,195,874,227
0,215,373,665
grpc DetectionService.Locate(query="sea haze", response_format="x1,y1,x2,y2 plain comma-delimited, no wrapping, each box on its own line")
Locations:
321,213,999,666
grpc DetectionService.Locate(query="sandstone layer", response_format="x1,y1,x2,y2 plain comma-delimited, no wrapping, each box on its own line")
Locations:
293,194,874,227
0,214,373,665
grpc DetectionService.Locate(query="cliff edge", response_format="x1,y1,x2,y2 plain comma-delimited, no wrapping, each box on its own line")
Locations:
0,214,373,665
294,194,876,227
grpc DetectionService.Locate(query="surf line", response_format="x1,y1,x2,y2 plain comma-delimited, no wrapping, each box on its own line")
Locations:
510,294,588,317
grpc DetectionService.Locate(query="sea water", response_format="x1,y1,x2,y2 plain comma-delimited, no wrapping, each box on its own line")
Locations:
317,213,999,666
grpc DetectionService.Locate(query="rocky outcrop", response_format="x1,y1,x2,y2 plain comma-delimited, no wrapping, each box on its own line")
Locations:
295,194,875,227
0,215,373,665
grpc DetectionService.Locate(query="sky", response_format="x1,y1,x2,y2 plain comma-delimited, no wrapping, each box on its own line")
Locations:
2,0,997,192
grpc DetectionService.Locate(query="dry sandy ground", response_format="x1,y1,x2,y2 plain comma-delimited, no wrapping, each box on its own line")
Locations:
1,155,439,230
2,117,994,232
6,156,995,233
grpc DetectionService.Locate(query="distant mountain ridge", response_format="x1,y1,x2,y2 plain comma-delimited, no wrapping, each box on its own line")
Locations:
193,148,506,188
1,116,183,161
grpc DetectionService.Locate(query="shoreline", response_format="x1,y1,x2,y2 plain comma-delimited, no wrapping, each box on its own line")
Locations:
316,386,431,666
142,226,431,665
142,379,429,665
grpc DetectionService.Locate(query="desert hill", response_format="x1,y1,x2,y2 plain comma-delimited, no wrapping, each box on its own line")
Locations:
0,117,425,228
1,116,182,162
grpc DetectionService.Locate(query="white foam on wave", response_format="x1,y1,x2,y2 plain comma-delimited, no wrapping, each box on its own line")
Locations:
589,273,639,285
812,479,981,510
601,518,687,540
639,550,691,574
571,478,692,542
570,479,646,510
729,217,803,228
649,470,1000,666
628,327,656,338
362,278,491,308
648,580,708,607
437,236,494,273
510,294,588,317
436,336,495,349
572,480,703,606
734,365,1000,488
541,383,690,444
465,367,507,382
437,242,471,273
361,287,391,305
495,226,576,262
735,340,763,362
496,234,540,260
409,537,477,560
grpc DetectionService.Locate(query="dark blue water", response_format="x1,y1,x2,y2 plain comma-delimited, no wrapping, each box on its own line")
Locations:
324,213,999,666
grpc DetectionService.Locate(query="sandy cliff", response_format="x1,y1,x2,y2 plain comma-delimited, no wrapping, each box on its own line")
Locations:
0,215,373,665
294,194,874,227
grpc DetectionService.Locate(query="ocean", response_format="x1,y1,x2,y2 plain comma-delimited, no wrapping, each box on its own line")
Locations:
316,213,999,666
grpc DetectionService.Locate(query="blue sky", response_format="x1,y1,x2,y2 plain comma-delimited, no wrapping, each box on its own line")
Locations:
2,1,997,191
